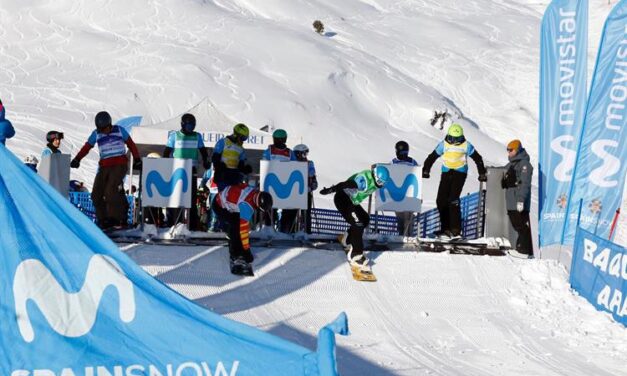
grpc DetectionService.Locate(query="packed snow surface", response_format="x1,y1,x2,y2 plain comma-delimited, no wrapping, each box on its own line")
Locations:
123,243,626,376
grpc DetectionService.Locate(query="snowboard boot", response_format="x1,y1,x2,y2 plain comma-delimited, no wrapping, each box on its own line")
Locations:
347,248,371,273
230,257,254,276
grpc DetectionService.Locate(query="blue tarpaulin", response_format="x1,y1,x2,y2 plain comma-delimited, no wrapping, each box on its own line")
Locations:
0,144,346,375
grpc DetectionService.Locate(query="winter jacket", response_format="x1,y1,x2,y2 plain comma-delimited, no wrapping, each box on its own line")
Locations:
0,102,15,145
502,148,533,211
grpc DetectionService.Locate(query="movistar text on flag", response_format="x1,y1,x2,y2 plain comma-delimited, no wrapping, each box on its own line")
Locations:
562,0,627,244
539,0,588,247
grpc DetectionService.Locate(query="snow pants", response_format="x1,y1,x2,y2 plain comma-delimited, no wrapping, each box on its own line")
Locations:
334,190,370,257
507,210,533,255
436,170,467,235
213,199,253,262
91,163,128,227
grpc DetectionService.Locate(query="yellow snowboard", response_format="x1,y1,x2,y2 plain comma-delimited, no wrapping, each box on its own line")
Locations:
350,264,377,282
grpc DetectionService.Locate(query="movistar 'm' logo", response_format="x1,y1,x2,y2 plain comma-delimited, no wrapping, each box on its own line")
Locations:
379,174,419,202
264,171,305,199
13,254,136,343
145,168,189,197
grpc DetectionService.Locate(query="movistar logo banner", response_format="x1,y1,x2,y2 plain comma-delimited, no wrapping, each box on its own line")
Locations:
13,254,136,343
562,3,627,245
379,174,419,202
145,168,189,198
538,0,589,247
374,165,421,212
142,158,193,208
264,171,305,199
259,161,308,210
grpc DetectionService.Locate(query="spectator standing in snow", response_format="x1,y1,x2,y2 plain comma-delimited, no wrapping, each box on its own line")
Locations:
392,140,420,236
422,123,487,239
0,99,16,145
70,111,141,230
501,140,534,258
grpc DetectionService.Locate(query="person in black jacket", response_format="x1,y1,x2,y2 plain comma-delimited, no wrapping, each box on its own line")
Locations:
422,124,487,239
502,139,533,257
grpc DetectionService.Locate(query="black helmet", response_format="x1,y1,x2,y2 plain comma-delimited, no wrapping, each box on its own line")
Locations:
395,140,409,154
181,113,196,133
95,111,112,130
46,130,64,143
256,191,273,212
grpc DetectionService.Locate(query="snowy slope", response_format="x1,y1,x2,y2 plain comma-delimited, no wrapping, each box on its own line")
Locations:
124,243,627,376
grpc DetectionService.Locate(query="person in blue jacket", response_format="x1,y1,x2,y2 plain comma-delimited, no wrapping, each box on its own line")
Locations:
392,141,420,236
0,99,16,145
41,130,64,159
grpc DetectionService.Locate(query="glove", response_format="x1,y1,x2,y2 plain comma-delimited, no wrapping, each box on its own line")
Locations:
517,202,524,212
241,164,253,174
422,170,430,179
320,187,333,195
70,158,80,169
203,159,211,170
478,173,487,182
132,159,142,170
501,177,507,189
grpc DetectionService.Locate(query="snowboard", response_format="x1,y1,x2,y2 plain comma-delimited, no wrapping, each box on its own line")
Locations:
349,262,377,282
337,234,378,282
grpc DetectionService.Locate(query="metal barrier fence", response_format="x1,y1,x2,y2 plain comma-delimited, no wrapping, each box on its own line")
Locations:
311,191,485,239
69,190,485,239
69,192,135,225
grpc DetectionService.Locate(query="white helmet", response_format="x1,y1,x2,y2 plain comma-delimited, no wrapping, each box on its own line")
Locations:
24,155,39,164
293,144,309,153
146,152,161,159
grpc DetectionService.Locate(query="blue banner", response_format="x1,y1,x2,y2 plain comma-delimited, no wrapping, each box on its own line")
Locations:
539,0,588,247
570,228,626,326
562,0,627,244
0,144,346,375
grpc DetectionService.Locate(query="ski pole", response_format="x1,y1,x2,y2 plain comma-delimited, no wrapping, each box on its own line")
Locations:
609,208,620,240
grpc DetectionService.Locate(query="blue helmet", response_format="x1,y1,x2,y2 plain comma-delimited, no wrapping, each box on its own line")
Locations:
372,165,390,188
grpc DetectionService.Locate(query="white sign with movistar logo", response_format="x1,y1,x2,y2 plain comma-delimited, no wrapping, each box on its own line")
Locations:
260,160,308,210
142,158,192,208
375,165,422,212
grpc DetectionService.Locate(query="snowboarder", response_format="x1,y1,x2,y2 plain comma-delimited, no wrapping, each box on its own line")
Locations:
422,123,487,239
162,113,211,230
501,139,533,258
70,111,141,230
320,165,390,274
392,140,420,236
213,183,273,275
211,123,253,191
261,129,296,161
281,143,318,234
262,129,297,231
41,130,64,159
0,99,15,145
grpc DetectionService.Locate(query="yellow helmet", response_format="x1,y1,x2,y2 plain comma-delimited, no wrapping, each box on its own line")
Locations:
447,123,463,137
233,123,250,138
